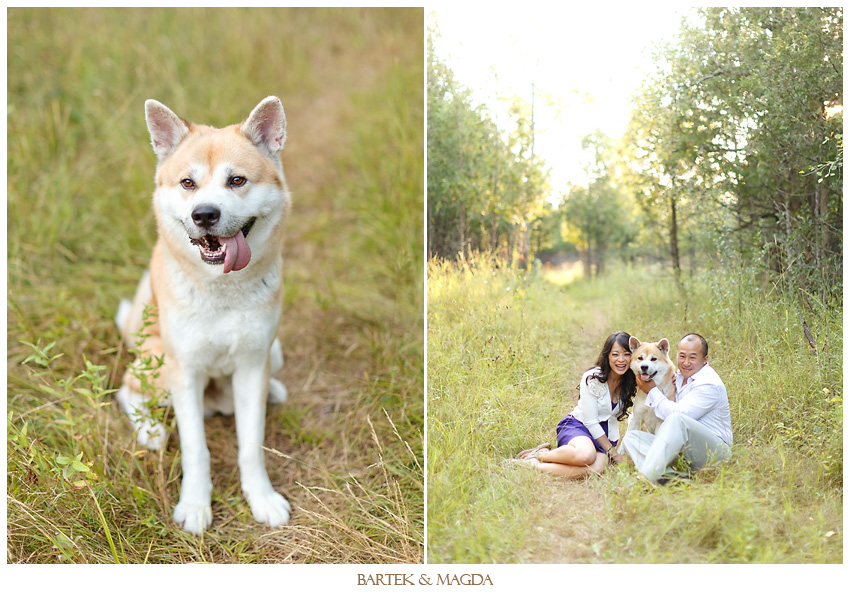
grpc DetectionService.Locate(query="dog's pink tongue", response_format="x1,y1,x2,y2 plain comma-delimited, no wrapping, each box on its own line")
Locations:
222,231,251,274
641,373,653,381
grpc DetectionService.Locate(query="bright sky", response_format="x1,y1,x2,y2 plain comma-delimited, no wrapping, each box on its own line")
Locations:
430,5,691,201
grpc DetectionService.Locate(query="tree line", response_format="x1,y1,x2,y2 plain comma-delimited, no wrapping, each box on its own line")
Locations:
428,8,842,303
427,23,550,267
622,6,842,301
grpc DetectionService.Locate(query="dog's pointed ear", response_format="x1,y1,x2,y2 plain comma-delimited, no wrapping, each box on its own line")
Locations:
628,336,640,351
241,96,286,155
145,100,190,161
658,338,670,353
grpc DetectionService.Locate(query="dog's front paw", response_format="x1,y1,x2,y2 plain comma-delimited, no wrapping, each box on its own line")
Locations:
268,379,288,404
173,499,212,535
117,385,168,450
247,489,291,528
136,420,168,450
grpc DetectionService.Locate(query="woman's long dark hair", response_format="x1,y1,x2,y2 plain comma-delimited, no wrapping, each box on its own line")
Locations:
584,331,636,421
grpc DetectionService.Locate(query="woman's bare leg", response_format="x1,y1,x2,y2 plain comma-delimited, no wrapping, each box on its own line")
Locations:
520,437,608,479
539,437,599,467
523,453,607,479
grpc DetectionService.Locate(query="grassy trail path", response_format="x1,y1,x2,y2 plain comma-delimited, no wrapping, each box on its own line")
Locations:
427,263,632,563
518,303,617,563
429,263,842,564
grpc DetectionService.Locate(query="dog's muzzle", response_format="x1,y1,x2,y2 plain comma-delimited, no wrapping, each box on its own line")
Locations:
638,366,656,381
189,218,257,273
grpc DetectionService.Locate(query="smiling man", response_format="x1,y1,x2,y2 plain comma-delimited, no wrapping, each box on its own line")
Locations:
621,333,733,483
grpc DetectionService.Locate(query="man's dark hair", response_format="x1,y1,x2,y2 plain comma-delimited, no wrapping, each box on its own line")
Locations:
681,333,708,358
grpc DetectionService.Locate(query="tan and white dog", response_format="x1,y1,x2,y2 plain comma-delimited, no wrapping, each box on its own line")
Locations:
115,97,291,534
625,336,676,435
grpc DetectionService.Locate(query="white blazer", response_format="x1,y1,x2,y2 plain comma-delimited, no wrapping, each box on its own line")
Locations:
569,367,622,442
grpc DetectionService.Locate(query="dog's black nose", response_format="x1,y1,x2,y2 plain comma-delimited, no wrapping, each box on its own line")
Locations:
192,204,220,229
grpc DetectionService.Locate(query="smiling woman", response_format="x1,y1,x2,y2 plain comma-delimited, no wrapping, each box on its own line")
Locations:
511,331,637,478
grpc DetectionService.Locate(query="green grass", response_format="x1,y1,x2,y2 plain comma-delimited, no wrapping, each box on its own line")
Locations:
7,7,423,563
427,258,842,563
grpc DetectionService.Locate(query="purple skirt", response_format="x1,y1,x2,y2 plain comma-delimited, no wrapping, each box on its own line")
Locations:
556,415,617,453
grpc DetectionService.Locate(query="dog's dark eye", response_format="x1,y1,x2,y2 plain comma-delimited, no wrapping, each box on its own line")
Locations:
229,176,247,187
180,178,196,190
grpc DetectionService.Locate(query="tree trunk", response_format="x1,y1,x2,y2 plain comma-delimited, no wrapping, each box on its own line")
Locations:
458,207,467,260
491,159,500,253
596,231,605,275
670,190,681,276
816,182,829,270
517,219,530,269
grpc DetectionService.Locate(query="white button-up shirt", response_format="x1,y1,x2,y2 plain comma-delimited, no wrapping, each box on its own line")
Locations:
645,363,733,446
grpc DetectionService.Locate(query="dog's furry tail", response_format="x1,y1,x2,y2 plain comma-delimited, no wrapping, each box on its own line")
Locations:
115,270,152,349
270,337,284,374
115,299,132,335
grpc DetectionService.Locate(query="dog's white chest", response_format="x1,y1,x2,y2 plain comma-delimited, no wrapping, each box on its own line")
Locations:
173,307,274,374
160,266,280,377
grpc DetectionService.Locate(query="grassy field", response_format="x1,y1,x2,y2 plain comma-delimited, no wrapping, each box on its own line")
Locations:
427,257,842,563
7,7,423,563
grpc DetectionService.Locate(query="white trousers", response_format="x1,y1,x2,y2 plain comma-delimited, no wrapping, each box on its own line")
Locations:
621,412,732,483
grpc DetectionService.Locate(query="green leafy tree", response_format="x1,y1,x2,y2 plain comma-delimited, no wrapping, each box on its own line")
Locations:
428,20,551,265
625,7,842,297
562,132,636,276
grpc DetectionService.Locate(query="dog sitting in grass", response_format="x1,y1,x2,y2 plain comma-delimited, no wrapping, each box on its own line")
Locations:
625,336,676,434
115,97,291,534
